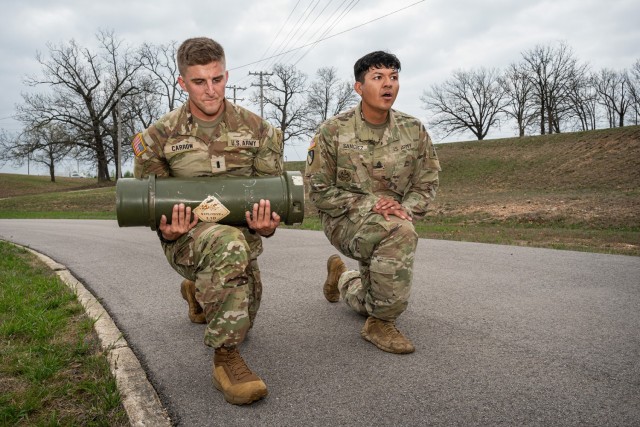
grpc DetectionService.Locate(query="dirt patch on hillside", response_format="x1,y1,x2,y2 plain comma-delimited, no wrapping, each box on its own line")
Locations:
435,193,639,227
436,126,640,191
432,126,640,230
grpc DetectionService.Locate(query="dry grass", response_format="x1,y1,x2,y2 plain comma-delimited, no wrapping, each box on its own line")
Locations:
0,175,113,199
290,126,640,256
1,126,638,255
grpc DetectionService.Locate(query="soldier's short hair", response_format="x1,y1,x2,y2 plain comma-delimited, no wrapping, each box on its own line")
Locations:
177,37,226,76
353,51,401,83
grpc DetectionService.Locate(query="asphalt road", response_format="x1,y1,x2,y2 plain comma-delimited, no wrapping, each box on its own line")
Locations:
1,219,639,426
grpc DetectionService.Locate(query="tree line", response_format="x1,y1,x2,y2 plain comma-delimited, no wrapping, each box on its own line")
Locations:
0,31,357,182
1,32,637,182
421,41,640,140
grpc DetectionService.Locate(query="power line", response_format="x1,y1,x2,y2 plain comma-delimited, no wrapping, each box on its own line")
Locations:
281,0,349,66
263,0,322,72
291,0,359,66
234,0,305,88
278,0,339,66
257,0,302,62
230,0,425,71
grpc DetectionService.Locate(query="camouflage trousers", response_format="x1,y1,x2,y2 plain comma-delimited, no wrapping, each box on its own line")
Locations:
322,212,418,321
162,222,263,349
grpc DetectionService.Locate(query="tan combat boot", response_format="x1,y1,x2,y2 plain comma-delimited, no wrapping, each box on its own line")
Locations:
180,279,206,324
361,316,415,354
212,347,268,405
323,254,347,302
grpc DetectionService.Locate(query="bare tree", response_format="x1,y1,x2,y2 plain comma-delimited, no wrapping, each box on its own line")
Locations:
421,67,507,140
256,64,309,144
594,68,631,128
0,130,14,169
15,30,143,181
500,62,537,137
29,124,76,181
305,67,358,135
521,41,587,134
0,129,32,173
131,41,191,140
568,73,598,131
628,59,640,125
0,123,73,181
139,41,186,112
120,76,164,136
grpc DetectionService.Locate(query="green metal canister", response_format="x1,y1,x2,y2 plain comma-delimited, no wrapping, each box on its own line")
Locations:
116,171,305,230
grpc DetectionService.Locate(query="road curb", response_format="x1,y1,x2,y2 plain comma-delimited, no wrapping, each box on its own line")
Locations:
19,244,172,427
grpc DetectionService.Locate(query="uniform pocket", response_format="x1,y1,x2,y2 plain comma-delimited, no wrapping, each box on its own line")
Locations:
387,152,414,193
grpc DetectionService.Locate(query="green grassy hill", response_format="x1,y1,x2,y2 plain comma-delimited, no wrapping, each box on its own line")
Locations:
1,126,638,255
432,126,639,229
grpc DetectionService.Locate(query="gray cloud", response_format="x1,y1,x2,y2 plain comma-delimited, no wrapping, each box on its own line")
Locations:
1,0,638,172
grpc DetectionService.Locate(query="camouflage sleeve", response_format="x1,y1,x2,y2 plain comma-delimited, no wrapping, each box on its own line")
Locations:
402,125,440,220
253,125,283,176
305,126,378,219
132,126,171,179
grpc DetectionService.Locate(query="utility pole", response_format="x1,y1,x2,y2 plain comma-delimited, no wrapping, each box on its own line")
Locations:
225,85,246,104
116,91,122,180
249,71,273,118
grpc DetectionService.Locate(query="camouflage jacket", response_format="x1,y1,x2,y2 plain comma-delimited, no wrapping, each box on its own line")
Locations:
133,99,283,179
305,103,440,222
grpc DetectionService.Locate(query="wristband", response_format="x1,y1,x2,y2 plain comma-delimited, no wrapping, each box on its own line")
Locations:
156,228,177,244
248,227,276,238
262,228,276,238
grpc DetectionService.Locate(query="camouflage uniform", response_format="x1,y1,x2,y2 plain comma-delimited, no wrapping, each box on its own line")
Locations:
133,99,283,348
305,103,440,321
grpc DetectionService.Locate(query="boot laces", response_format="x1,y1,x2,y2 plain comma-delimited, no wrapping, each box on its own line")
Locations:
381,320,402,339
225,349,254,381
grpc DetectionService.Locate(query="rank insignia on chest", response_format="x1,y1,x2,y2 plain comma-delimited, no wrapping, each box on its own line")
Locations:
211,156,226,172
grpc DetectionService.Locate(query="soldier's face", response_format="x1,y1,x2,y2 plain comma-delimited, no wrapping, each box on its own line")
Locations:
178,61,228,121
354,67,399,117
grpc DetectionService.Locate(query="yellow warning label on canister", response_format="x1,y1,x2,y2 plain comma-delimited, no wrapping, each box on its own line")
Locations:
193,195,231,223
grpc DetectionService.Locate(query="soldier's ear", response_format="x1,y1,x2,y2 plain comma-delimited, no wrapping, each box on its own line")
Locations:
178,75,187,91
354,81,363,96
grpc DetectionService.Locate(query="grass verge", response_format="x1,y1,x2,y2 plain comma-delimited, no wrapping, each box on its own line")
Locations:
0,241,128,426
2,182,636,256
0,187,116,220
284,214,640,256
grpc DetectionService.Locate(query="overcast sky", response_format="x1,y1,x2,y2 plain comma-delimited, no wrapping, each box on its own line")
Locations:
1,0,638,174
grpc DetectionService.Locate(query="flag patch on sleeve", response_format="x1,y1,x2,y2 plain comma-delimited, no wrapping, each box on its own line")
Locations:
132,133,147,157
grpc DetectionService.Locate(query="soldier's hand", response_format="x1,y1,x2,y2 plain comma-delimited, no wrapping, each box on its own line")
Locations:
246,199,281,237
373,197,412,221
159,203,199,241
374,197,400,211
